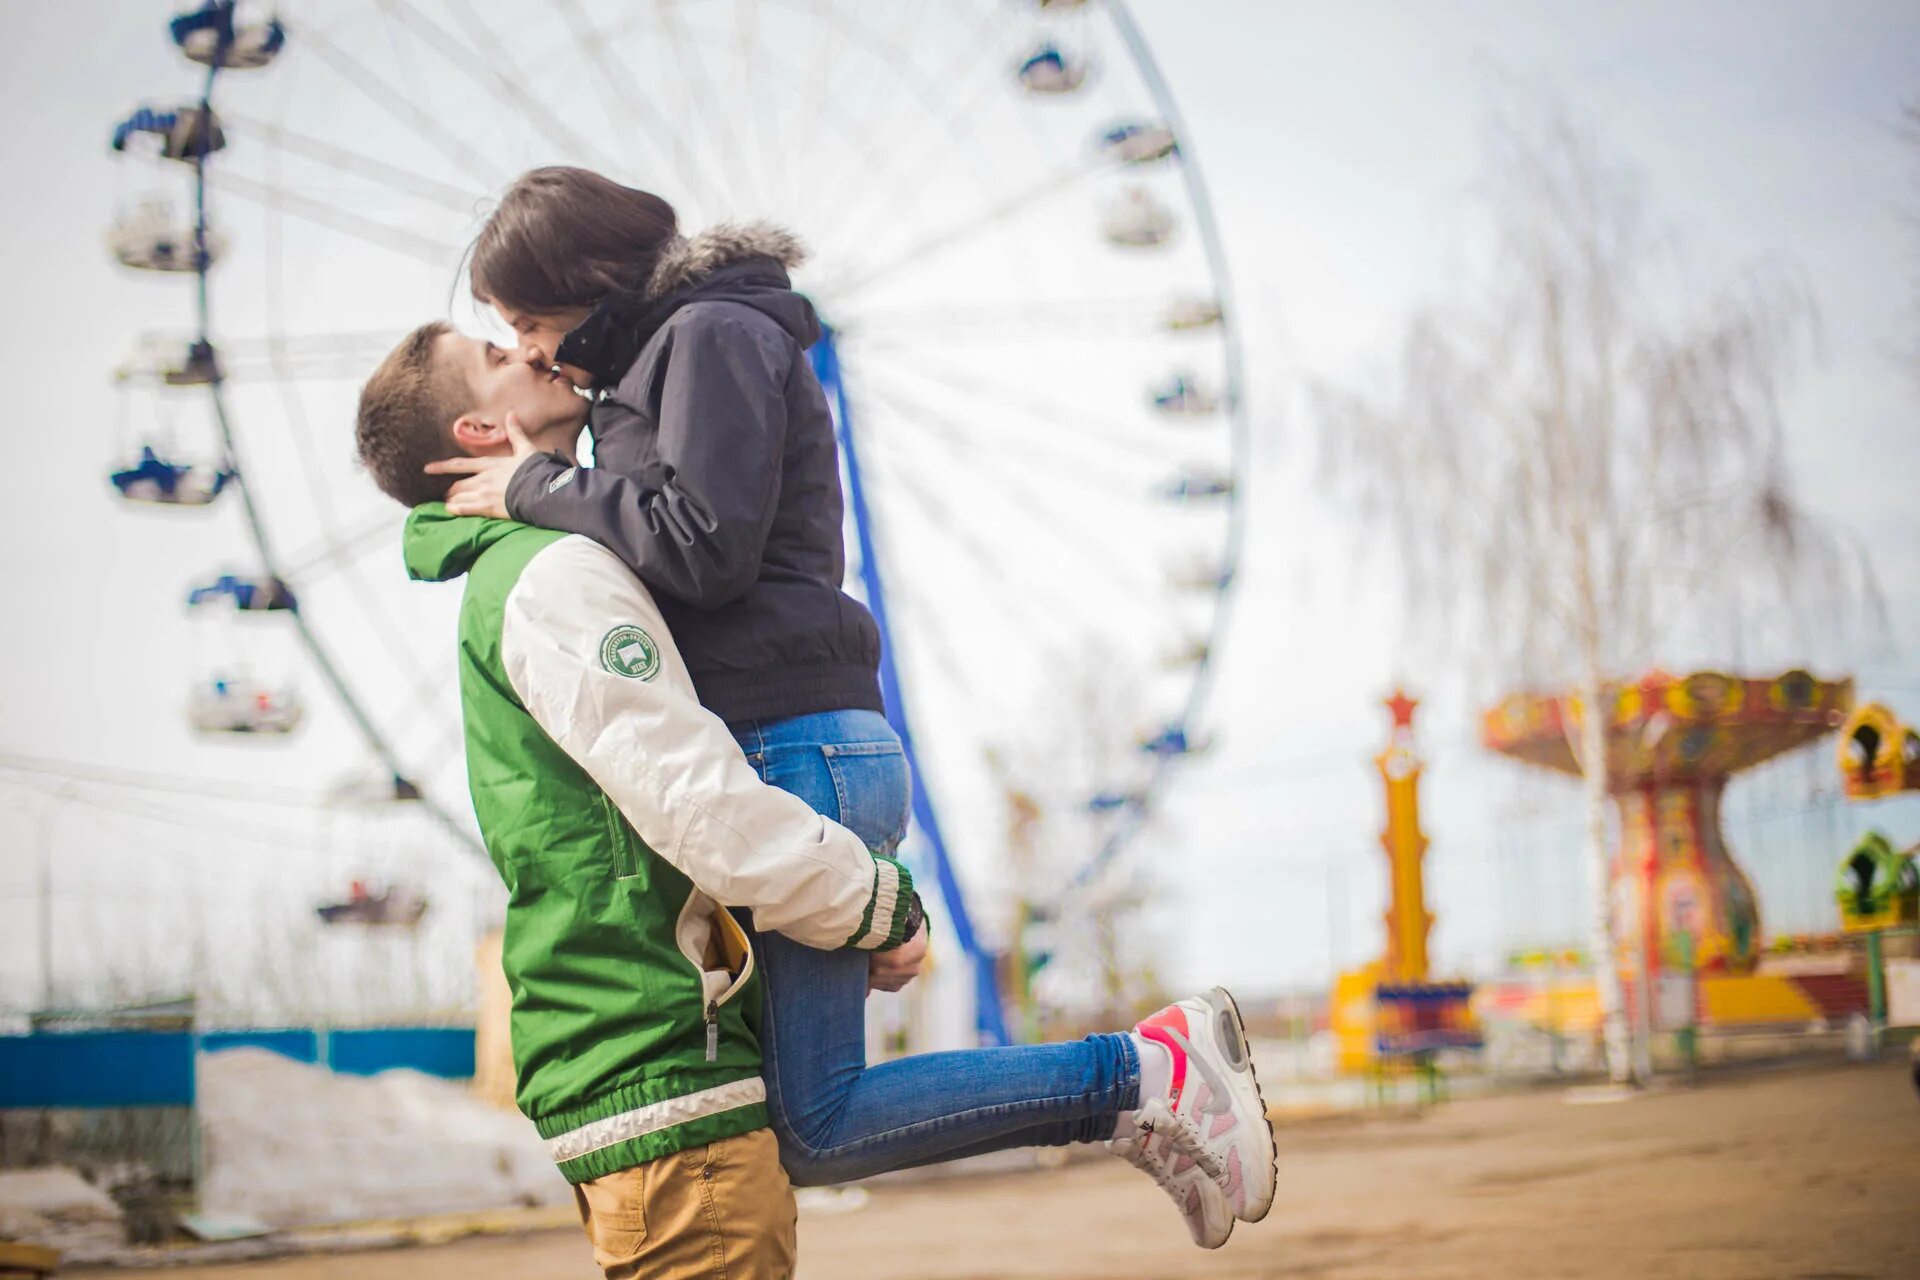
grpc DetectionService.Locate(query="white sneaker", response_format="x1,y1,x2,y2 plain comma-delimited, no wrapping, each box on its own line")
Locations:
1107,1097,1236,1248
1131,987,1277,1224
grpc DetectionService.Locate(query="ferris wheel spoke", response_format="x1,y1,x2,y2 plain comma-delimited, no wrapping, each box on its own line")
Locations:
859,442,1107,661
218,331,408,382
817,1,936,172
223,115,483,213
729,0,788,212
789,4,1019,268
785,0,1002,221
300,21,507,189
845,296,1172,340
887,572,1091,730
880,581,1048,775
781,0,847,214
552,0,732,211
864,362,1175,487
256,359,348,554
439,0,520,70
374,645,466,754
864,345,1175,466
218,170,460,265
813,53,1042,265
827,153,1105,302
861,368,1169,510
867,355,1175,470
310,569,455,736
859,384,1160,601
404,703,473,783
373,0,630,180
282,509,405,582
652,0,764,213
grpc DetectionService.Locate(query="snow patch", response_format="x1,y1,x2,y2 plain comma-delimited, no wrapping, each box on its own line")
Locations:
196,1048,568,1227
0,1166,125,1259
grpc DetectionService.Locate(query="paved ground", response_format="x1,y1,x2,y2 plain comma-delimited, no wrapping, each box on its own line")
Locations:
72,1058,1920,1279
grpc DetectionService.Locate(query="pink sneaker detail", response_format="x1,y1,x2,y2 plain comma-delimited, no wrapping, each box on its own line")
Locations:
1221,1148,1245,1209
1172,1152,1196,1175
1135,1006,1193,1110
1209,1110,1237,1140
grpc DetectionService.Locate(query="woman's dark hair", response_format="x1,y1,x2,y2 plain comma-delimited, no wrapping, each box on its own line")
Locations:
469,167,678,316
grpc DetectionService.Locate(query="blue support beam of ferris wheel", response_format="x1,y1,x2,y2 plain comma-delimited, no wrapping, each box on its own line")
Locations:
809,324,1010,1048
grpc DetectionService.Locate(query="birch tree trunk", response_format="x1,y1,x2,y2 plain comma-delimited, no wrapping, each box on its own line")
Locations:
1577,664,1634,1084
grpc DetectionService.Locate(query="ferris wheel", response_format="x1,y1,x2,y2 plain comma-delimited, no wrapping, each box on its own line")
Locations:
105,0,1248,1042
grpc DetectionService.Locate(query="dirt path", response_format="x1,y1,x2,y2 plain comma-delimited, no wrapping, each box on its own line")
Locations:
72,1059,1920,1279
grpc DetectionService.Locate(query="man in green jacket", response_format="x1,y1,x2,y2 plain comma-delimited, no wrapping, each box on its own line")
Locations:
356,322,924,1279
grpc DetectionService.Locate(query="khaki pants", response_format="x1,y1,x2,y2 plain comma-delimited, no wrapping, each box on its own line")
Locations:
572,1128,797,1280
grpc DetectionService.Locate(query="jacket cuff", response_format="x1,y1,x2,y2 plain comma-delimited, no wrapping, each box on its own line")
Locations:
847,855,916,951
502,452,576,523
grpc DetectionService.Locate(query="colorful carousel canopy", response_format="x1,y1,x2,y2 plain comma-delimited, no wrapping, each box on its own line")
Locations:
1481,669,1853,786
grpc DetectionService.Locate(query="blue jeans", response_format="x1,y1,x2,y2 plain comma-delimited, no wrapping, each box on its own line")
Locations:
728,709,1138,1186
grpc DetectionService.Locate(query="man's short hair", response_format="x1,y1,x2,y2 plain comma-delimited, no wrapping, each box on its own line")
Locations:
354,320,471,507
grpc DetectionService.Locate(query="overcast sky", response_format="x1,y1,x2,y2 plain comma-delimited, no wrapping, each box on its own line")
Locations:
1,1,1915,1017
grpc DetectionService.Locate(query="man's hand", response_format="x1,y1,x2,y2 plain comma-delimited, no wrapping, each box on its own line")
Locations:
424,413,540,519
868,922,928,995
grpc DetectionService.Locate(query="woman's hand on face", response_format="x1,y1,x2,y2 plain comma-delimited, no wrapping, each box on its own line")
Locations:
424,413,540,520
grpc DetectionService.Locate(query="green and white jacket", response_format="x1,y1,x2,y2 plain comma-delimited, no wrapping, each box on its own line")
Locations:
403,505,916,1183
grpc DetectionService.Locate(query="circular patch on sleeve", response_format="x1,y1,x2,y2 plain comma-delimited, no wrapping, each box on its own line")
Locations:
599,625,662,680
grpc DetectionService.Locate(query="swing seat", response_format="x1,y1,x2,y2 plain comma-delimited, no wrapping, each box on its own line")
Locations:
1101,188,1175,248
107,202,225,273
1087,791,1143,814
164,340,223,386
116,335,223,385
316,884,428,927
189,677,303,734
1158,638,1211,669
1159,468,1233,501
1139,724,1210,758
1018,44,1088,94
1099,122,1178,166
1140,725,1190,757
187,573,298,612
1150,373,1219,416
109,447,232,506
1165,297,1224,331
1168,558,1233,592
171,4,287,70
110,105,226,162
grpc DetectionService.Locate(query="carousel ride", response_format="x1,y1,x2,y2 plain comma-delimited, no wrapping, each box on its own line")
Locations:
1481,669,1876,1041
101,0,1251,1043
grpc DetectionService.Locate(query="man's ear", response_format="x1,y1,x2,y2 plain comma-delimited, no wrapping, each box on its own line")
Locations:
450,412,506,453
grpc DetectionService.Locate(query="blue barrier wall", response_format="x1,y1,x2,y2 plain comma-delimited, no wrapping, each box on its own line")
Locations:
201,1028,320,1062
0,1030,195,1108
0,1026,477,1109
327,1028,475,1078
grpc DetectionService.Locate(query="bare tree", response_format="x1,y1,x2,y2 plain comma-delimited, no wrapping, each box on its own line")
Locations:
1315,110,1875,1084
1905,99,1920,385
990,642,1165,1028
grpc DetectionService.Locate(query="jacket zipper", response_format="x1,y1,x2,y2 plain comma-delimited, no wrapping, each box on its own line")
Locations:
678,895,754,1064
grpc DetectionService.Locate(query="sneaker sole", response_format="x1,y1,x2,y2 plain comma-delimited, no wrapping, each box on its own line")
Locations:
1207,986,1277,1224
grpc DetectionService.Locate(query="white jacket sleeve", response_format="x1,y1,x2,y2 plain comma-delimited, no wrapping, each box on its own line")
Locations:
499,534,914,951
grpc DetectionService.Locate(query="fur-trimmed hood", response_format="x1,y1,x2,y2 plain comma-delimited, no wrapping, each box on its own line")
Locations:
645,221,809,299
554,221,818,389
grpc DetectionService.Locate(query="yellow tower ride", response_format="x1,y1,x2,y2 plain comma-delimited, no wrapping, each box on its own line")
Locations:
1331,691,1479,1085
